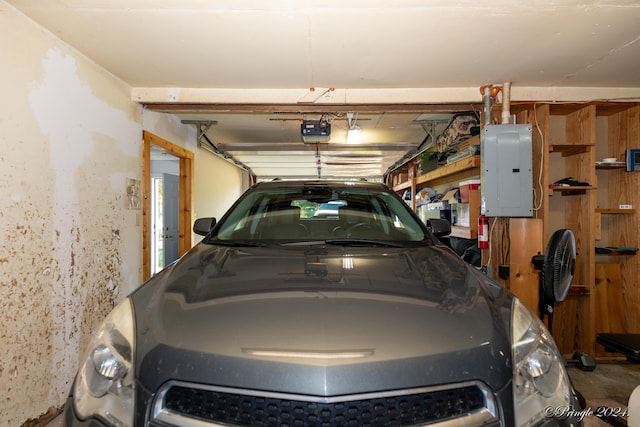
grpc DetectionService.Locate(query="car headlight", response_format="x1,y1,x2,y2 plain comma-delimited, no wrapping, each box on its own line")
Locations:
74,297,135,426
512,298,571,426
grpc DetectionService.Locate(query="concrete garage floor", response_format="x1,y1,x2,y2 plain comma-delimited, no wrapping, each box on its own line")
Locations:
42,361,639,427
568,361,640,427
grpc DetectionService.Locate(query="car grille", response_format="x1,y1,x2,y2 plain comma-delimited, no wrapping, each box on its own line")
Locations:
151,382,497,427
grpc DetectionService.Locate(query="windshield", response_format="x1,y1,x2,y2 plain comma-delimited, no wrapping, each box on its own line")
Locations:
214,183,426,242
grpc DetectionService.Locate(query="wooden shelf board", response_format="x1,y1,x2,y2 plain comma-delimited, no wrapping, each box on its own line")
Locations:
414,156,481,188
550,144,593,157
595,248,637,256
549,103,592,115
596,208,636,214
567,286,590,297
596,163,626,169
456,135,480,151
392,181,411,192
449,225,477,239
551,186,596,195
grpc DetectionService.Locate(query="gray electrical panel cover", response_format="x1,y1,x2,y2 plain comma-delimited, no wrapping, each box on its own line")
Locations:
481,124,533,217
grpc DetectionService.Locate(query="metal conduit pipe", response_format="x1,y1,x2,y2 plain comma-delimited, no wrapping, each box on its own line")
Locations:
483,85,492,127
501,82,512,124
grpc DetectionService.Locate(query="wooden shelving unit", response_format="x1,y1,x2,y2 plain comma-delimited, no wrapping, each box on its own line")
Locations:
389,102,640,357
546,105,598,354
449,189,480,239
392,156,480,191
594,104,640,356
391,156,481,237
509,102,599,354
513,101,640,355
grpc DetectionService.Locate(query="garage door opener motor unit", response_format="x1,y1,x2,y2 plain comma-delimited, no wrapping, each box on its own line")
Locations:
301,119,331,143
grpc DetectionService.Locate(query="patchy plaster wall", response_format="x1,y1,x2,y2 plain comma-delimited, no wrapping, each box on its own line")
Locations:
0,4,141,425
1,4,245,425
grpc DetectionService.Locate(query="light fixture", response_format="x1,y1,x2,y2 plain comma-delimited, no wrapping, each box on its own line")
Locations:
342,255,354,270
346,112,361,143
347,126,361,143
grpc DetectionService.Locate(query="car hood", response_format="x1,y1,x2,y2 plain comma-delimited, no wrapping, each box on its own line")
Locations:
133,243,513,396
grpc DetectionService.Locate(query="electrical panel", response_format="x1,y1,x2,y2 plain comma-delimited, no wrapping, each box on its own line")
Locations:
481,124,533,217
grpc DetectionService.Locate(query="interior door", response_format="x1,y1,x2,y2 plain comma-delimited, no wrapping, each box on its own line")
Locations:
162,173,180,267
142,131,194,281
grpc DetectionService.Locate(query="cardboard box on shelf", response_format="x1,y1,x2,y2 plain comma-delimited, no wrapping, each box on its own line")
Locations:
394,172,408,186
459,179,480,203
443,188,460,205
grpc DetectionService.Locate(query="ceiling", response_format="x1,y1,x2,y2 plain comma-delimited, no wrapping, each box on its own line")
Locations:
8,0,640,179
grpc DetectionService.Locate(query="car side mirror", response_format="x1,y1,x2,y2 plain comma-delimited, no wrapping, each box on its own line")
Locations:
426,218,451,237
193,217,217,236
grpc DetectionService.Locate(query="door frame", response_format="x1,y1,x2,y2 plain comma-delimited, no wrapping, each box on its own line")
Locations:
142,130,194,281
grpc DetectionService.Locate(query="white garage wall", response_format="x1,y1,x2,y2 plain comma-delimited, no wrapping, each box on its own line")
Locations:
0,4,142,425
194,147,248,237
0,4,244,425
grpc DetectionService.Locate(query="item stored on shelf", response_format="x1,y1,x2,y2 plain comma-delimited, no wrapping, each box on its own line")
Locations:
459,179,480,203
436,113,480,155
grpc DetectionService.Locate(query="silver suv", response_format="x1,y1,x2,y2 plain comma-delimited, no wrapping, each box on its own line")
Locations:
64,180,582,426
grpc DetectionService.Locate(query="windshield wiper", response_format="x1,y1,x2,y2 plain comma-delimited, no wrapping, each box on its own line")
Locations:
325,239,404,248
206,240,267,247
279,239,404,248
278,240,327,246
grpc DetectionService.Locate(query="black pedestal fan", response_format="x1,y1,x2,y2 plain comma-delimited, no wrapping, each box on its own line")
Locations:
531,229,596,372
531,229,575,330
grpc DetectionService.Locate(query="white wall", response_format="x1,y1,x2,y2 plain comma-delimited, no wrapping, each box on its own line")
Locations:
0,4,244,425
0,4,141,425
194,147,248,238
